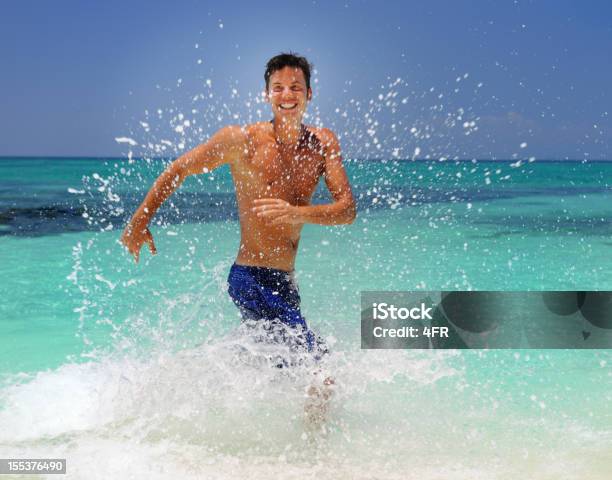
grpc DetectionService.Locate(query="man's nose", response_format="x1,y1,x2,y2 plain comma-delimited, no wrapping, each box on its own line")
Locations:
280,87,295,97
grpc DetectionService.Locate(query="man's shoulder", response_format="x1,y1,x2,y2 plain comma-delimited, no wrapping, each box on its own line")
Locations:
243,121,273,139
303,126,340,155
212,122,271,161
305,125,339,144
209,124,249,146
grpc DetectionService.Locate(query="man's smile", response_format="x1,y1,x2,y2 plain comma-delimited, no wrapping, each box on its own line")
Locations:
279,103,298,110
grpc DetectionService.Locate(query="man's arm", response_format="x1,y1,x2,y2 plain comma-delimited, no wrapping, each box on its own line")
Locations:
121,125,247,262
253,128,356,225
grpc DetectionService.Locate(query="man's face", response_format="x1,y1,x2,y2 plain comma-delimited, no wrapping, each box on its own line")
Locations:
266,66,312,122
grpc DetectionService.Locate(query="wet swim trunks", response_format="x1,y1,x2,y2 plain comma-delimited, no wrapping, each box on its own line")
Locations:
227,263,328,364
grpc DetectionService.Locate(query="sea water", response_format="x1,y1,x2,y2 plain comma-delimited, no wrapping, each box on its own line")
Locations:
0,157,611,479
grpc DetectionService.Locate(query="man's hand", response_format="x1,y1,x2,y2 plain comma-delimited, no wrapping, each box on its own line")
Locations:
120,220,157,263
252,198,303,225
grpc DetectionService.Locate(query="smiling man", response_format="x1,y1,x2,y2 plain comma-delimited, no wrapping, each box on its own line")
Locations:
121,52,356,363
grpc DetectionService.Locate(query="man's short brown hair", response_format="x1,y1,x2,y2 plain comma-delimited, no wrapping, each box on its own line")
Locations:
264,52,313,91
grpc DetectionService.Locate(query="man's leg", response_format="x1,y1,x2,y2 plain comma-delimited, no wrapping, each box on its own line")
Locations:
304,370,335,432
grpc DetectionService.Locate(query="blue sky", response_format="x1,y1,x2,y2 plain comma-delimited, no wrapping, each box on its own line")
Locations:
1,0,611,159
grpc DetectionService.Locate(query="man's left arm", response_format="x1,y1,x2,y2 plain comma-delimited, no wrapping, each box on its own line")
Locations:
253,129,356,225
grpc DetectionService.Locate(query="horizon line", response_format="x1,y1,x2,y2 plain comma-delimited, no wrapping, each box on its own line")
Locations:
1,155,611,163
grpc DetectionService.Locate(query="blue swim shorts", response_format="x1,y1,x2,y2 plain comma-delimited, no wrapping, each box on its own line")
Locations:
227,263,328,364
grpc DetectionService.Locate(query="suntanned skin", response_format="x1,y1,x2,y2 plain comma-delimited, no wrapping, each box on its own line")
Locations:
121,66,356,271
121,65,349,429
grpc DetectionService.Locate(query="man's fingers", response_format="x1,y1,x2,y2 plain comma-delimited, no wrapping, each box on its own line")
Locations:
144,229,157,255
252,199,292,221
254,207,284,214
257,209,286,219
253,198,284,207
123,234,155,265
147,237,157,254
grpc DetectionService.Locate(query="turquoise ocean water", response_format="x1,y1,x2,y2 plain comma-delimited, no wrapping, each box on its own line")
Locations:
0,156,611,479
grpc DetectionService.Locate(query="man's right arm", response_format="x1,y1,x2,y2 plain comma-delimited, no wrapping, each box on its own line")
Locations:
121,125,247,262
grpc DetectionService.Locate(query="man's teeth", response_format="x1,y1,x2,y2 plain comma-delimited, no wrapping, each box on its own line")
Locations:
280,103,297,110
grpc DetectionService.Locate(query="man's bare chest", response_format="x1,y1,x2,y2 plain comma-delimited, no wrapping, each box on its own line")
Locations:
246,143,324,199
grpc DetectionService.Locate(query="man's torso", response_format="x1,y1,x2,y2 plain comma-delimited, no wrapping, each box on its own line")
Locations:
229,122,327,271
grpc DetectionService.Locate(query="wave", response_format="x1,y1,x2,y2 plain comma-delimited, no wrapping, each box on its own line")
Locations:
0,328,461,479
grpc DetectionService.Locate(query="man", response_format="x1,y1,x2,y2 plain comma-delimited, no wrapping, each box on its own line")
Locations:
121,52,356,366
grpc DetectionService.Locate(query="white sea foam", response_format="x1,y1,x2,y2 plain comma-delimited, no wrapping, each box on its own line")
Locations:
0,327,465,479
2,341,609,479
